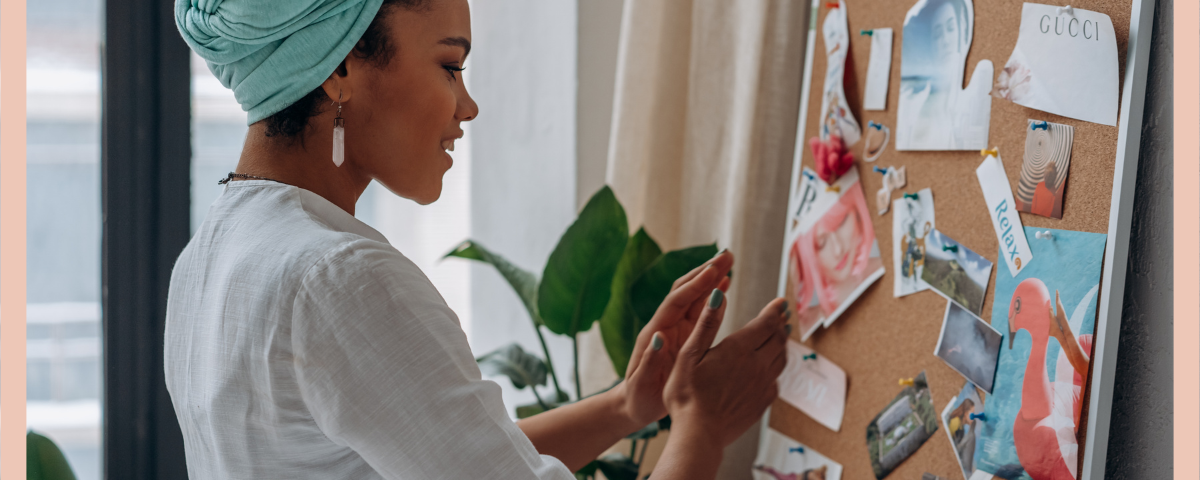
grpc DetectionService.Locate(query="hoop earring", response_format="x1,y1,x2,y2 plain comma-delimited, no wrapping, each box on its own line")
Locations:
332,91,345,167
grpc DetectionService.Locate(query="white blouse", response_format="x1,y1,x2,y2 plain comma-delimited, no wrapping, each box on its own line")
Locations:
165,181,572,479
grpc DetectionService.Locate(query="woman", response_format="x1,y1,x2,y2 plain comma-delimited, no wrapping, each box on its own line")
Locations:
166,0,789,479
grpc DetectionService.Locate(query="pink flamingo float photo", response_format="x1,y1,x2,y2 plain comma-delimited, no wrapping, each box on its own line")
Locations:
1004,278,1098,480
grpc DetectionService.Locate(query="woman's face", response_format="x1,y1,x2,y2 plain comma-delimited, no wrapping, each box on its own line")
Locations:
342,0,478,205
815,208,862,283
931,3,959,63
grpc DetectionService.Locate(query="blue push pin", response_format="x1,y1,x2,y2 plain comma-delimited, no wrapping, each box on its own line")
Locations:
860,29,873,36
903,192,919,200
802,170,816,180
789,446,805,454
1031,121,1049,131
970,412,987,422
943,244,959,253
868,120,884,130
873,166,888,175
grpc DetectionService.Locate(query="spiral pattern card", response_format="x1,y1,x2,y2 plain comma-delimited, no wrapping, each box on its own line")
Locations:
1016,120,1074,219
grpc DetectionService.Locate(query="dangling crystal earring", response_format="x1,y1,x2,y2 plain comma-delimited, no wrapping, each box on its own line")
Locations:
332,91,345,167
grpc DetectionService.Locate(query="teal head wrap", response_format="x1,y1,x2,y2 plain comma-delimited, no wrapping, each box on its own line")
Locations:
176,0,387,125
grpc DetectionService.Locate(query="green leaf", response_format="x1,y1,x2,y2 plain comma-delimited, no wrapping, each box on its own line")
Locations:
598,228,662,377
27,430,77,480
538,186,630,336
629,244,719,330
575,461,598,479
595,453,639,480
445,239,543,325
476,343,548,390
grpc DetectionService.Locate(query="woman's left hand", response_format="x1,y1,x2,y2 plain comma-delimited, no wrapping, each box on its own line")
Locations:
614,250,734,428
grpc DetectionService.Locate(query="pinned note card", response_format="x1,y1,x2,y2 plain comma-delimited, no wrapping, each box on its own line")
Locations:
777,341,847,432
863,28,893,111
753,428,844,480
893,188,935,298
976,153,1032,276
1017,120,1075,219
993,4,1119,126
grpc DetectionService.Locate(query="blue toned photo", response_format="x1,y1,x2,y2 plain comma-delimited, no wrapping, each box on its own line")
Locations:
974,228,1106,480
934,302,1002,393
921,229,994,315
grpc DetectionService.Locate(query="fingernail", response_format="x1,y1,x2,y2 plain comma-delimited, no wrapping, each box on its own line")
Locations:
777,301,789,314
708,288,724,309
651,332,663,351
785,324,793,335
784,309,791,320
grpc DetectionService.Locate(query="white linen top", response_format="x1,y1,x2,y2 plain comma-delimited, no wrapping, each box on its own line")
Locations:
164,181,572,479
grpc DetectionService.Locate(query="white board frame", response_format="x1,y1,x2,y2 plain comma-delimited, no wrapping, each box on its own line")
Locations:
772,1,1158,478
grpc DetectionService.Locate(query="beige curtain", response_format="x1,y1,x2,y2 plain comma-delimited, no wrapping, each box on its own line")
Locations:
580,0,811,477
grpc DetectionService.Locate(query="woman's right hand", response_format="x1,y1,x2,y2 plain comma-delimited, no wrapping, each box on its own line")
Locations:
661,290,789,450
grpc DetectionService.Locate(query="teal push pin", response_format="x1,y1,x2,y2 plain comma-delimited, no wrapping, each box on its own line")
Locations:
802,353,817,361
943,244,959,253
970,412,987,422
860,29,873,36
903,192,919,200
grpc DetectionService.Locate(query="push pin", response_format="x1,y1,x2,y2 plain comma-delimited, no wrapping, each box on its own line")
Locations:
860,29,873,36
969,412,988,422
826,184,841,193
1058,5,1074,16
903,192,919,200
943,244,959,253
1035,230,1054,240
868,120,884,131
1031,121,1049,131
825,2,839,8
873,166,888,175
802,353,818,361
898,378,915,387
789,446,806,454
802,170,815,181
980,147,999,157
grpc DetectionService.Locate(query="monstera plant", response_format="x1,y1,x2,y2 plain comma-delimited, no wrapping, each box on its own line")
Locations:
445,186,717,479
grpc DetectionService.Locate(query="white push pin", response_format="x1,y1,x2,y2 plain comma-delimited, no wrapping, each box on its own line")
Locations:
1058,5,1074,16
1035,230,1054,240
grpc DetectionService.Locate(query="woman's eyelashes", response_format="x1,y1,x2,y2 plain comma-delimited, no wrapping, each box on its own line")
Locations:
443,64,465,81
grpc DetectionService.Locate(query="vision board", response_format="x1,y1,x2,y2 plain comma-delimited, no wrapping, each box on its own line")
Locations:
762,0,1154,479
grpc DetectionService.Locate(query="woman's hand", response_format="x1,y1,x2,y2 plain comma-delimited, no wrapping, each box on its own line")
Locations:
615,250,734,428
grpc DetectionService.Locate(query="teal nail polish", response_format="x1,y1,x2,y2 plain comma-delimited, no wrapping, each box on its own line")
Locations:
785,324,793,335
708,289,724,309
651,333,663,351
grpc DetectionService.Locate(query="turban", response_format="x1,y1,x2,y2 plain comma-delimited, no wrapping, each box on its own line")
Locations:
176,0,386,125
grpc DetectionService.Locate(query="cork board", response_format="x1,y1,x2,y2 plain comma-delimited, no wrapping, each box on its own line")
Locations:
770,1,1139,479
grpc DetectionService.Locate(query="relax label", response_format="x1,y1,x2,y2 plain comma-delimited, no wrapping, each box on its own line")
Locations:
976,153,1032,276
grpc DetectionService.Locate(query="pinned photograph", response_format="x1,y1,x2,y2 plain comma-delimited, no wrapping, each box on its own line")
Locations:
974,228,1107,480
1015,120,1074,219
941,381,985,480
778,341,847,432
867,372,938,480
934,302,1002,393
897,0,993,150
784,169,885,339
893,188,935,297
921,229,993,315
753,427,844,480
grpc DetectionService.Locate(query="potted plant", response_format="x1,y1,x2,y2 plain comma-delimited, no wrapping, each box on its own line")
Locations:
445,186,718,479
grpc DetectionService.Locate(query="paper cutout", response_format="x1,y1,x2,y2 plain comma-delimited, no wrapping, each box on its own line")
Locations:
1016,120,1075,219
935,302,1002,393
993,4,1119,126
784,168,885,337
875,165,906,215
893,188,935,297
867,371,938,479
864,28,894,111
778,340,847,432
753,427,844,480
897,0,993,150
975,153,1032,277
974,228,1106,480
942,381,986,480
921,229,994,316
817,0,862,147
864,121,892,163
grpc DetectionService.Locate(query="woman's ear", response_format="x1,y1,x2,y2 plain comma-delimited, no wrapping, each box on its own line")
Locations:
320,59,355,104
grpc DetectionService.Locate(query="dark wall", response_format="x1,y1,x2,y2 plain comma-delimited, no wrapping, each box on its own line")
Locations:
1104,0,1174,478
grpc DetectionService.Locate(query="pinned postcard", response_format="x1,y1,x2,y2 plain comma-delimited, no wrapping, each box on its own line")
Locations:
867,371,938,479
942,381,985,480
993,4,1118,126
784,168,885,337
976,152,1032,276
778,340,847,432
897,0,993,150
1016,120,1075,219
753,427,844,480
864,28,894,111
818,0,862,147
934,302,1002,393
974,228,1106,480
893,188,935,297
921,230,993,316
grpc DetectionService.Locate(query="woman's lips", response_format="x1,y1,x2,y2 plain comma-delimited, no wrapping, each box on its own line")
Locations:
440,138,456,151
